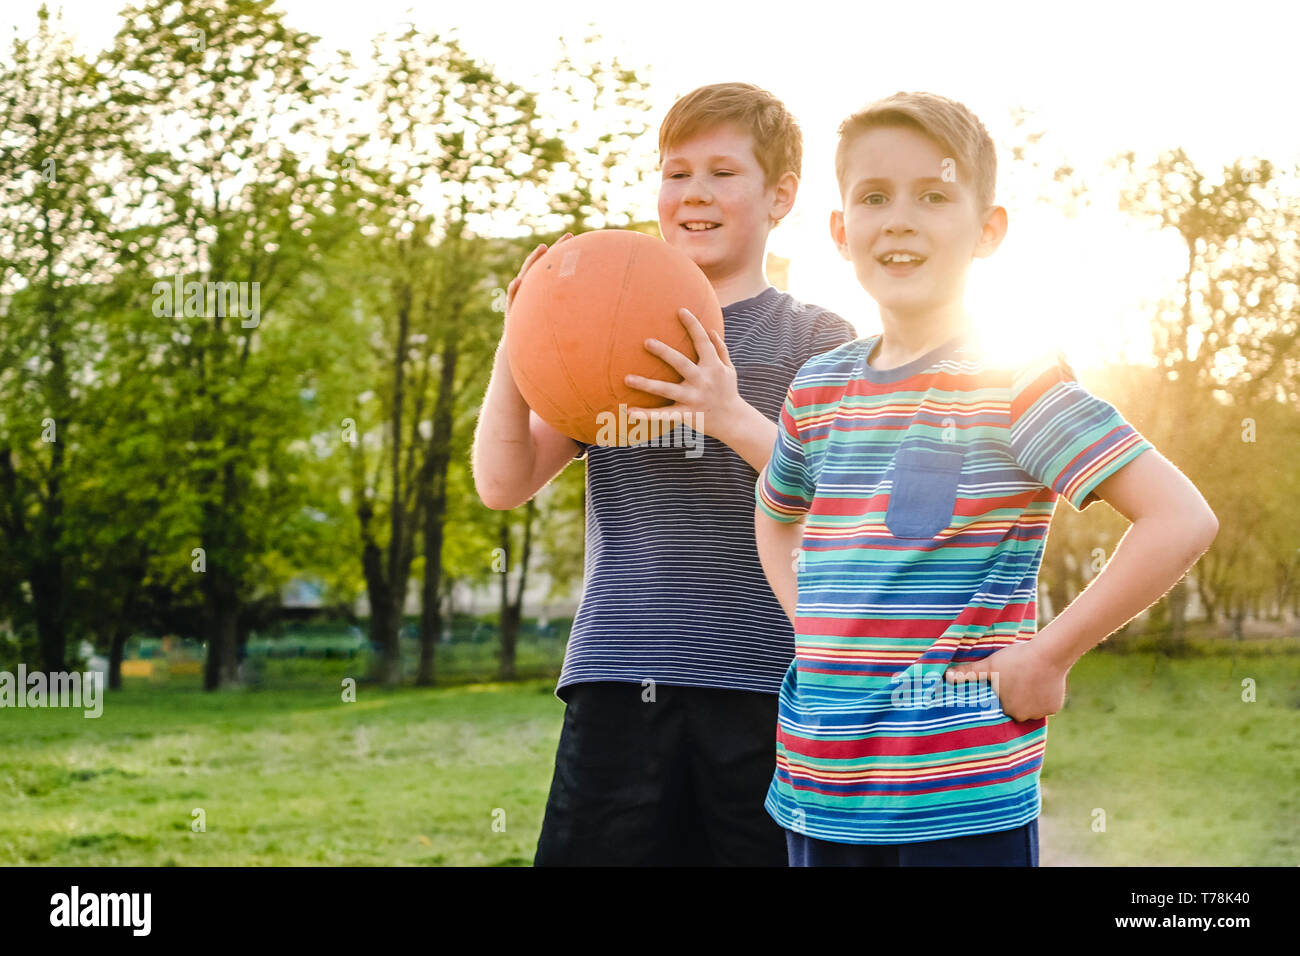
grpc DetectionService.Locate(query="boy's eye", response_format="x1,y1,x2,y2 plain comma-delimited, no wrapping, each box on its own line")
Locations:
861,193,886,205
923,192,949,203
713,170,734,176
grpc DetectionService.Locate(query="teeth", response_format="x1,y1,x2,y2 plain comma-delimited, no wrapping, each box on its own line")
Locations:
880,253,922,264
684,222,719,231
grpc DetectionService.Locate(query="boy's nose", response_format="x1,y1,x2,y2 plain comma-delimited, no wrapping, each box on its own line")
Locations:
882,199,918,235
682,180,713,203
883,215,916,236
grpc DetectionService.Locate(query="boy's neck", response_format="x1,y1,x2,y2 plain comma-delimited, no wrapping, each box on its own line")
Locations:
871,303,972,370
708,265,772,309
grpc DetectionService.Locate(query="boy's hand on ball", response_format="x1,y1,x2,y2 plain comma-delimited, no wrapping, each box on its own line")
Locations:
942,640,1067,722
504,233,573,322
623,307,740,439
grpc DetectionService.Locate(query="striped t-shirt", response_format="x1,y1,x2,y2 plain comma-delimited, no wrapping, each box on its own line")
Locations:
555,287,857,700
755,329,1152,843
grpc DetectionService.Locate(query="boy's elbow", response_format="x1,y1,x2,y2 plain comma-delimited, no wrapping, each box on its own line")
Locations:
471,446,521,511
1178,499,1218,559
1196,504,1219,552
476,484,521,511
473,470,520,511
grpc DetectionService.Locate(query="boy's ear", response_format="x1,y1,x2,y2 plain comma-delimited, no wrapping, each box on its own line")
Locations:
770,171,798,225
829,209,851,261
973,204,1008,259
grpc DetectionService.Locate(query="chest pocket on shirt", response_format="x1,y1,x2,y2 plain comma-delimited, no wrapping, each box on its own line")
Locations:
885,445,964,539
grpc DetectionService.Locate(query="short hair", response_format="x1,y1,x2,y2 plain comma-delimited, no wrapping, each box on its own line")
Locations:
835,92,997,212
659,82,802,188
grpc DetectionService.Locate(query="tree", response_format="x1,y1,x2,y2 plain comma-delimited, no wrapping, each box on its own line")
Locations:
333,27,651,685
0,6,124,671
1113,149,1300,643
103,0,353,688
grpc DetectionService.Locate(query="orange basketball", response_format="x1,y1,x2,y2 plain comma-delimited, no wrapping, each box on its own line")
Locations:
506,229,724,445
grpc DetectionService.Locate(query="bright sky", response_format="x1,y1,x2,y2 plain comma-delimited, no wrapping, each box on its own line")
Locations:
7,0,1298,369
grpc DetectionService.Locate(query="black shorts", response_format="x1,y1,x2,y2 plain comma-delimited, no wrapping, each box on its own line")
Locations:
533,680,788,866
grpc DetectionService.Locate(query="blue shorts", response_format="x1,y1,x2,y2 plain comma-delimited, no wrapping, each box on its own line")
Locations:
785,818,1038,867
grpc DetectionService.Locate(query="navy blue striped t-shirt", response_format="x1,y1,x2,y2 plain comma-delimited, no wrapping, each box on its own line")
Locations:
555,286,858,699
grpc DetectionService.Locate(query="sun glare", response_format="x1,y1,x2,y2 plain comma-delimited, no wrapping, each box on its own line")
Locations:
779,182,1190,373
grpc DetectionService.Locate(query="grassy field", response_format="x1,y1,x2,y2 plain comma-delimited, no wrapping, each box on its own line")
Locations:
1,647,1297,866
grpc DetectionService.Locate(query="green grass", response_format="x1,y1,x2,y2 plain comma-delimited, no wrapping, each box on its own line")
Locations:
0,671,565,866
1,649,1297,865
1039,648,1300,865
237,637,569,687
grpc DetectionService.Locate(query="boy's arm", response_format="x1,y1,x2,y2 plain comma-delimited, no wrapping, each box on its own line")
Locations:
755,492,805,625
471,238,582,511
720,405,779,474
946,450,1218,720
753,387,818,624
472,335,583,511
1030,449,1217,671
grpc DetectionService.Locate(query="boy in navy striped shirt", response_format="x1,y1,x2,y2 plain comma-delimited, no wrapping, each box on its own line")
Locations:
473,83,856,865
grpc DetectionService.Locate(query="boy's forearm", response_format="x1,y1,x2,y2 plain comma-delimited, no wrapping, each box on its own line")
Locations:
1035,513,1217,670
713,401,778,472
755,505,805,624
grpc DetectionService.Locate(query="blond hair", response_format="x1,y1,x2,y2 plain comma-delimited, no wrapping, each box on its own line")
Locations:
835,92,996,211
659,82,802,188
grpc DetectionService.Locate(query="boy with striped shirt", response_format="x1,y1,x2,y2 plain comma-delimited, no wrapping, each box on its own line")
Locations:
475,83,856,865
754,92,1218,866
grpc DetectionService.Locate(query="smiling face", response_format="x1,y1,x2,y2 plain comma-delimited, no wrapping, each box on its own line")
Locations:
831,124,1005,326
658,122,794,288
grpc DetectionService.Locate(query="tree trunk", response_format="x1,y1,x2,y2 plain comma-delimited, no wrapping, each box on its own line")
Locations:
386,587,408,686
498,500,535,681
202,570,240,691
202,604,239,690
1167,579,1188,650
236,614,252,682
498,519,515,681
379,283,413,688
108,626,128,691
362,536,394,683
1195,565,1218,624
200,440,247,691
30,559,66,672
33,237,70,674
417,513,443,687
416,338,458,686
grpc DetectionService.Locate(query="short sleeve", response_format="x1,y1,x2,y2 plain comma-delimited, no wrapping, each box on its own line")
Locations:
1009,351,1152,510
756,389,814,522
803,310,858,364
